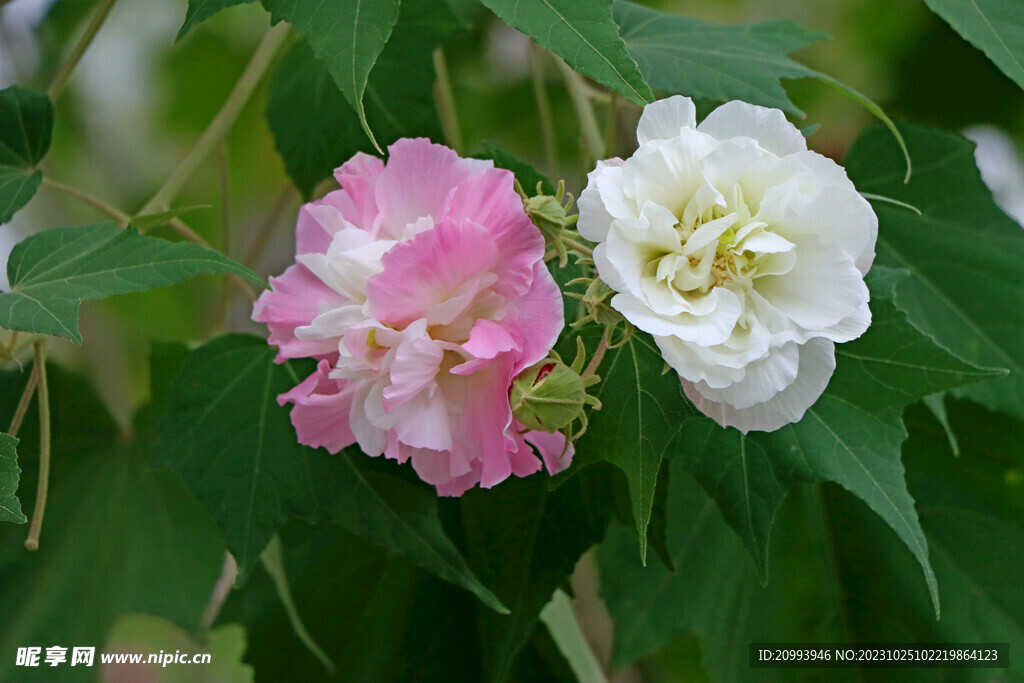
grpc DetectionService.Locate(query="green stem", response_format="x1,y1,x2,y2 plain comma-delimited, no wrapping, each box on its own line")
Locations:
42,177,130,225
48,0,120,102
554,57,604,165
139,21,290,216
582,327,609,379
562,236,593,258
603,92,618,158
261,536,336,675
24,340,50,552
433,47,463,155
529,46,558,174
7,361,40,438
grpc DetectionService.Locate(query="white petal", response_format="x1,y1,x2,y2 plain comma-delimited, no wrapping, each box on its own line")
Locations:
683,337,836,433
623,130,716,218
697,101,807,156
688,341,800,409
637,95,698,145
755,235,869,332
613,287,741,346
578,158,628,242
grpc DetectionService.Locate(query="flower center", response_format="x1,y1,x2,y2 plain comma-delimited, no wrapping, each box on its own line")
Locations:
645,183,793,299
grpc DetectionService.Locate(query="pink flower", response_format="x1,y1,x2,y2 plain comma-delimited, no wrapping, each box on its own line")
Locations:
253,139,570,495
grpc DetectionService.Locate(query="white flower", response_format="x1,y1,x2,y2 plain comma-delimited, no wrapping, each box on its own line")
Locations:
578,96,876,432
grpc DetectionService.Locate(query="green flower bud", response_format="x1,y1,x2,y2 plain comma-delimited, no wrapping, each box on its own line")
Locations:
510,358,587,433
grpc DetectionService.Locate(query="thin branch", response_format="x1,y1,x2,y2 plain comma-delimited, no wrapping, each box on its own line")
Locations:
24,340,51,552
554,57,604,164
433,47,463,155
582,327,610,379
138,21,291,216
7,361,40,438
529,46,557,174
243,185,295,269
48,0,120,102
42,177,130,225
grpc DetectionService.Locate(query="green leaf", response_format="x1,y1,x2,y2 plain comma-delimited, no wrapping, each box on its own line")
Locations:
845,122,1024,420
0,223,263,343
677,275,998,608
176,0,255,41
461,466,614,682
569,332,694,564
614,0,823,115
0,86,53,224
0,433,26,524
602,401,1024,680
261,0,402,152
599,470,842,676
481,0,653,106
220,522,487,680
481,142,556,196
924,0,1024,91
153,334,505,612
267,0,463,197
0,365,225,682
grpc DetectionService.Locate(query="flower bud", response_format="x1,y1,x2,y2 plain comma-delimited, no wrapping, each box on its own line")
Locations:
517,179,578,247
510,358,587,433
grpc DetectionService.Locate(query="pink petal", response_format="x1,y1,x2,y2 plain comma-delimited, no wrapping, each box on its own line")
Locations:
366,219,500,329
374,138,482,237
332,152,385,231
252,263,344,362
279,361,356,453
523,429,574,475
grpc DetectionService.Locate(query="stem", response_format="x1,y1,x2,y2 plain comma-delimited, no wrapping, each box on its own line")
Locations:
582,327,610,379
554,57,604,164
8,362,40,438
42,177,130,225
602,92,618,158
200,552,238,632
48,0,120,102
529,46,557,174
562,237,593,258
24,341,51,552
433,47,463,155
139,21,290,216
0,332,44,369
243,185,295,268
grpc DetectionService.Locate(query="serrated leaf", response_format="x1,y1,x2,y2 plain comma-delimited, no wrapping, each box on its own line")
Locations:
461,466,614,682
845,122,1024,419
0,365,225,682
677,273,998,614
599,471,843,676
152,334,505,612
220,523,488,680
267,0,462,197
0,86,53,224
261,0,402,152
0,433,25,524
176,0,255,41
602,415,1024,682
568,332,694,564
614,0,823,115
924,0,1024,91
0,223,263,343
481,142,556,196
481,0,652,105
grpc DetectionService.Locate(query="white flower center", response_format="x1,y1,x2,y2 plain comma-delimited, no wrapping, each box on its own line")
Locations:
646,183,796,302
